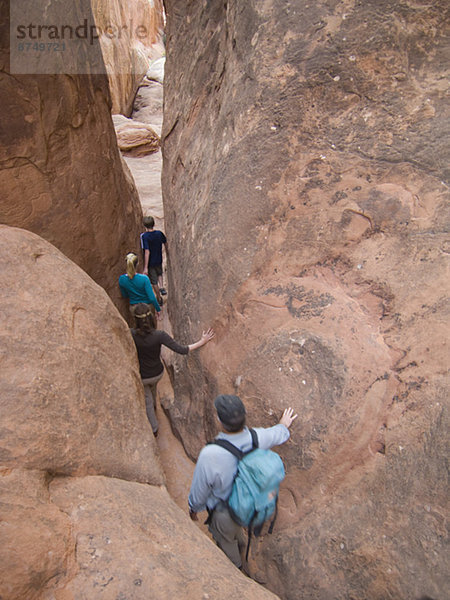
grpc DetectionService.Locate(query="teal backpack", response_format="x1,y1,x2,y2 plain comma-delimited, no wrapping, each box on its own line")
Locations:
210,428,285,557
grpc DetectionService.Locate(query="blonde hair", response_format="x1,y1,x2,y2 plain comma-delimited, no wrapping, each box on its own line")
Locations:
126,252,138,279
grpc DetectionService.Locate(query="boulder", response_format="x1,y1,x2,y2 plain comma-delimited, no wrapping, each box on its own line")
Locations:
0,468,72,600
46,475,279,599
0,225,162,485
146,56,165,84
132,79,164,134
113,114,160,157
161,1,449,598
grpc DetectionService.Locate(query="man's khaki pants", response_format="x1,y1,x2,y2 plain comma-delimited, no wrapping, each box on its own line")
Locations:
208,502,246,568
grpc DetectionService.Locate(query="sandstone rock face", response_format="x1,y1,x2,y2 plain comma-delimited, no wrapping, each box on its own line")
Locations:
92,0,165,115
162,2,449,599
0,1,143,318
0,468,72,600
113,114,160,156
0,225,162,484
0,226,276,600
146,56,165,84
132,79,164,135
47,476,278,600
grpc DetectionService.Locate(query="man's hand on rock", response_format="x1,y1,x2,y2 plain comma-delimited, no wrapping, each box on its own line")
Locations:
279,407,298,429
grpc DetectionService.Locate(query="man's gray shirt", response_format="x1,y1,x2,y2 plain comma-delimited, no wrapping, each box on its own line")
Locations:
188,424,290,513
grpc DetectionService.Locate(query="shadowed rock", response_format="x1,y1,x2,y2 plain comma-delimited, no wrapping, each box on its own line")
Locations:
0,0,143,317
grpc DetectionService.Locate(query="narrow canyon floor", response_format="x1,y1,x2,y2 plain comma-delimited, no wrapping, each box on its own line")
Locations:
115,78,206,530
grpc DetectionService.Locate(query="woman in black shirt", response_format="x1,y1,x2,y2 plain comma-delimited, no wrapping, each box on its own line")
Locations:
132,303,214,436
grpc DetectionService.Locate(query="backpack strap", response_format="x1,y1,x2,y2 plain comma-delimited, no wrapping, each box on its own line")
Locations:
207,428,259,458
249,427,259,449
208,438,244,460
268,496,279,534
245,522,253,561
245,497,279,561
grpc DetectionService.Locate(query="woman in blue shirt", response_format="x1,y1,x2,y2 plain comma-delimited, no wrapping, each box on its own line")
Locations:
119,252,161,318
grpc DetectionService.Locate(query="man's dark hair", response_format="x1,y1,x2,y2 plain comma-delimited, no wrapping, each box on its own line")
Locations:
143,216,155,229
214,394,246,432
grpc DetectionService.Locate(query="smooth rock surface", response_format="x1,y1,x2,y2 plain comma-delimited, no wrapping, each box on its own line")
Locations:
162,1,449,599
0,0,144,317
146,56,165,84
0,225,162,484
0,468,72,600
47,475,278,599
132,79,164,135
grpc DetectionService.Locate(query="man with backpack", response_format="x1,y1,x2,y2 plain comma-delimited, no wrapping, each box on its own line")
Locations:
188,394,297,570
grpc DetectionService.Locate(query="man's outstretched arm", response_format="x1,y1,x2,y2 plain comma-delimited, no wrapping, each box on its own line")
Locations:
254,406,298,449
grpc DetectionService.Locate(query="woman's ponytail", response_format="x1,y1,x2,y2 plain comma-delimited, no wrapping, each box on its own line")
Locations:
126,252,138,279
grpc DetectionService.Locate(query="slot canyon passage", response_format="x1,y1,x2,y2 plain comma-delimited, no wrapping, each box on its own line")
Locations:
0,0,449,599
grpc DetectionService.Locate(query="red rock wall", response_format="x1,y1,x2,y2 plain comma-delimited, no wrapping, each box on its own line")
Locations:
162,1,449,598
0,0,143,318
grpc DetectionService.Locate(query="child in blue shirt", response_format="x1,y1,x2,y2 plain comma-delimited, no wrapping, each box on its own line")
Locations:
141,216,167,297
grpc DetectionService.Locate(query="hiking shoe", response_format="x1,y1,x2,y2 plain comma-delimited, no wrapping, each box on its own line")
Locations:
160,288,167,295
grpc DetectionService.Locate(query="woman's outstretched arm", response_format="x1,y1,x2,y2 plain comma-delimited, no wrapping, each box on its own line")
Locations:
188,328,215,351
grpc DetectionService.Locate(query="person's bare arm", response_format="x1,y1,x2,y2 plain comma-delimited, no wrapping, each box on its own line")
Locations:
279,407,298,428
144,249,150,274
188,328,215,351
